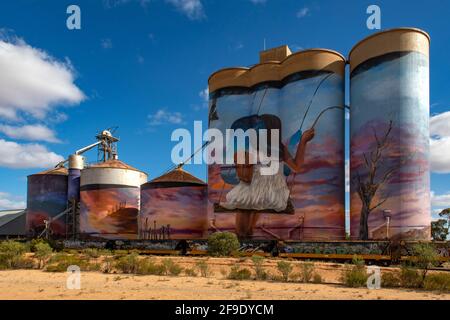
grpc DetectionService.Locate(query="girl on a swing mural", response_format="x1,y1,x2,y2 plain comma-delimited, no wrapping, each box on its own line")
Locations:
208,71,346,240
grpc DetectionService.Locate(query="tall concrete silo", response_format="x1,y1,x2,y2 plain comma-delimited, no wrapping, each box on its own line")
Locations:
349,28,431,240
208,46,346,240
26,167,68,237
140,166,208,240
79,159,147,240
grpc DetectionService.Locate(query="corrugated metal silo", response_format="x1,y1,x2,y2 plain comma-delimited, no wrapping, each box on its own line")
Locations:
349,28,431,240
208,46,346,240
79,159,147,240
26,167,68,237
140,166,208,240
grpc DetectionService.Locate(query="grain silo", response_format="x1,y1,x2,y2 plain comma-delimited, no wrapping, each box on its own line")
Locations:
349,28,431,240
26,167,68,237
140,166,208,240
208,45,346,240
79,159,148,240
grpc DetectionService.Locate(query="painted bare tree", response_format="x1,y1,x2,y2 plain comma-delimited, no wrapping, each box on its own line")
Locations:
352,120,399,240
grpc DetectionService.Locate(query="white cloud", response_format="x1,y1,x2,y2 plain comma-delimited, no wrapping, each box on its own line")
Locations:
430,111,450,173
0,192,25,210
430,111,450,137
166,0,205,20
199,87,208,102
0,37,85,121
101,38,113,49
148,109,184,126
430,137,450,173
296,7,310,18
0,139,64,169
0,124,60,143
431,191,450,208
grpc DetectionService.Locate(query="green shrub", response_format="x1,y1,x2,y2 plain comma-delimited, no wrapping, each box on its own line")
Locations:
341,257,367,288
423,273,450,292
196,260,210,277
113,253,140,274
410,243,441,287
399,266,422,288
83,248,101,258
313,273,322,284
228,265,252,280
351,255,365,267
381,271,401,288
184,268,198,277
29,239,48,252
0,241,30,269
45,253,92,272
251,255,267,280
34,242,53,269
342,267,367,288
162,259,183,276
277,261,293,282
299,262,314,283
207,232,240,256
136,259,165,276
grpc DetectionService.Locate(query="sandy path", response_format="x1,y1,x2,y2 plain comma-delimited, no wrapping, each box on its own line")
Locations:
0,270,448,300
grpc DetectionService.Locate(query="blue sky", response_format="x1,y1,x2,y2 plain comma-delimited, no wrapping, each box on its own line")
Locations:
0,0,449,219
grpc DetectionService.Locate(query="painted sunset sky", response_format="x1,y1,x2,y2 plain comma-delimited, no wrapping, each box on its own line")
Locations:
80,187,139,239
350,52,431,239
140,186,208,239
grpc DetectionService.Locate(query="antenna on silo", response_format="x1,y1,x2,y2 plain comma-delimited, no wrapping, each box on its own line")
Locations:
263,38,266,51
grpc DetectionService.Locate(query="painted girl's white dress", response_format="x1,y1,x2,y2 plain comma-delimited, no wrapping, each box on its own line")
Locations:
220,163,290,212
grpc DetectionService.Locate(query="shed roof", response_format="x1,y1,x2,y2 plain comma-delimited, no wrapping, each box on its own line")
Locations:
0,209,26,228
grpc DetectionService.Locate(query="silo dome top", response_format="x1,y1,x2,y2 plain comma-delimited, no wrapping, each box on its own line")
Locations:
88,159,144,172
31,166,68,176
144,166,206,188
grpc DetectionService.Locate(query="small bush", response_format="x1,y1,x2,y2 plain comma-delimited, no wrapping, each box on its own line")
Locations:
83,248,101,258
162,259,183,276
410,243,441,287
196,260,210,277
399,266,422,288
46,253,91,272
251,255,267,280
30,239,48,252
136,259,165,276
113,253,140,274
423,273,450,292
184,268,198,277
34,242,53,269
207,232,240,257
228,265,252,281
0,241,30,269
341,257,367,288
277,261,293,282
313,273,322,284
381,272,401,288
299,262,314,283
101,257,114,273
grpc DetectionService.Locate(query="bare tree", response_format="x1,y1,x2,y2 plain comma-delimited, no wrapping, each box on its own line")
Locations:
352,120,399,240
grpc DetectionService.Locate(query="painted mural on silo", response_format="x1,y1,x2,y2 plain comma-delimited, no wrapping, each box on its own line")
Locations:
80,186,140,239
26,168,68,237
349,29,431,240
208,49,346,240
79,160,147,240
140,186,208,240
